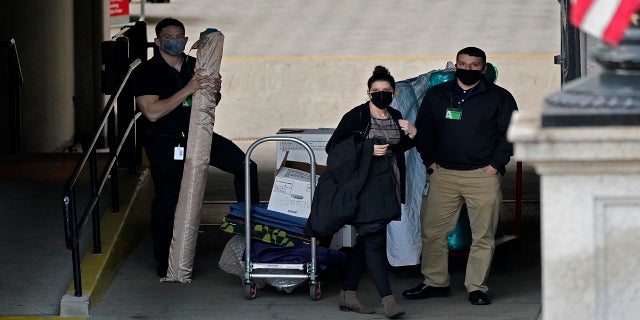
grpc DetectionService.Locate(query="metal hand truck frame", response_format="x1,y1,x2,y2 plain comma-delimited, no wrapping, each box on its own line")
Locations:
242,136,321,300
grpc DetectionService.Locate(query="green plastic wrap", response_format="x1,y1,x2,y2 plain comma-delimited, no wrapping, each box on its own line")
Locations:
428,62,498,87
447,205,472,251
429,70,456,86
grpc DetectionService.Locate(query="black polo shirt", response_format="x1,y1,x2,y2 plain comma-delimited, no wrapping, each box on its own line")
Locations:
130,53,195,135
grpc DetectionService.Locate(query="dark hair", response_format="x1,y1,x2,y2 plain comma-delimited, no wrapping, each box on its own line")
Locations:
367,66,396,90
155,17,185,36
456,47,486,66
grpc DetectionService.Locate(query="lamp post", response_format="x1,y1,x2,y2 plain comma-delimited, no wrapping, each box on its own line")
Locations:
542,12,640,127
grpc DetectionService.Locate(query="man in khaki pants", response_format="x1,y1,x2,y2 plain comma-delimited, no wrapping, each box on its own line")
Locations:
402,47,518,305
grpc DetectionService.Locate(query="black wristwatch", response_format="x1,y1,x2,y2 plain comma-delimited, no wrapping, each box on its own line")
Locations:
427,168,434,175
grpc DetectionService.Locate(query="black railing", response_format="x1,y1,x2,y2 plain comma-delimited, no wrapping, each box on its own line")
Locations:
1,38,23,154
62,58,141,297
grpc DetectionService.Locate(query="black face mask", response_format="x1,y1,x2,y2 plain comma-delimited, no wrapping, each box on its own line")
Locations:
455,69,483,85
370,91,393,109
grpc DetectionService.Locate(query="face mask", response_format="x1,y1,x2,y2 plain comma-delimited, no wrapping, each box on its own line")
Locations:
455,69,483,85
370,91,393,109
161,38,187,56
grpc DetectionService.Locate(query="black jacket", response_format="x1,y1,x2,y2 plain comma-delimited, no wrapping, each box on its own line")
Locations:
305,102,416,237
304,134,373,238
415,79,518,174
327,102,416,202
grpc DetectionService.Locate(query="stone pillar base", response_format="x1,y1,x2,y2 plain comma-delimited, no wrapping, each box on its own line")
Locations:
509,112,640,320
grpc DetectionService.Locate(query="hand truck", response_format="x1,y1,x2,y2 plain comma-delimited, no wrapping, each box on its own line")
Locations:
242,136,321,300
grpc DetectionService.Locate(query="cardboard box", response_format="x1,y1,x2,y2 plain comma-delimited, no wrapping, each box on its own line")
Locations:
266,154,354,249
266,157,325,219
276,128,334,166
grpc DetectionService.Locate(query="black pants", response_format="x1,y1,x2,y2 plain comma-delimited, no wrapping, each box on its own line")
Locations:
145,131,260,265
341,229,392,298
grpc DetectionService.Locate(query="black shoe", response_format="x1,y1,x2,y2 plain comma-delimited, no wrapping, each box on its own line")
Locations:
402,283,450,299
468,290,491,305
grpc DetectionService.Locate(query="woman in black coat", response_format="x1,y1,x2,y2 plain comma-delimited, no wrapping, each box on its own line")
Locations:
325,66,416,319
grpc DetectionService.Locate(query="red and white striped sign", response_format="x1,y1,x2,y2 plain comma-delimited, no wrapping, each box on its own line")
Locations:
570,0,640,45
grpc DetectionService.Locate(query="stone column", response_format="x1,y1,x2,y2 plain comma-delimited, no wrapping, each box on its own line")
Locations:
508,13,640,320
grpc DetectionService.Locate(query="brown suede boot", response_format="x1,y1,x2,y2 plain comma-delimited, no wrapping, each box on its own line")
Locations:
381,295,405,319
338,290,375,314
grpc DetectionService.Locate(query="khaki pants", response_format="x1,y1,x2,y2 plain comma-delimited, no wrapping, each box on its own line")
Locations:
420,168,502,293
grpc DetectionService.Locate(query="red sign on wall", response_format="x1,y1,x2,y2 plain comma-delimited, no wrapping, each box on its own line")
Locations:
110,0,130,17
110,0,130,25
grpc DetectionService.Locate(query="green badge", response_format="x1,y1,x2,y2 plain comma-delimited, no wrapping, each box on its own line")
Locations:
445,109,462,120
182,95,192,107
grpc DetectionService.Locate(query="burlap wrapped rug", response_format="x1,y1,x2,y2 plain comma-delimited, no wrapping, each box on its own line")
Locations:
163,29,224,283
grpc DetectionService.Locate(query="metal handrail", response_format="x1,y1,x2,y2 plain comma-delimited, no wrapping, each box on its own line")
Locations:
62,58,141,297
1,39,23,153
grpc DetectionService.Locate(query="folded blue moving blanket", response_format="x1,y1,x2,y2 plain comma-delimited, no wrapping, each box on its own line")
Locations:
250,240,347,271
229,203,307,235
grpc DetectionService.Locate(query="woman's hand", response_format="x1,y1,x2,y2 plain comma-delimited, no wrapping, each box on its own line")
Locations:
398,119,417,139
373,143,389,156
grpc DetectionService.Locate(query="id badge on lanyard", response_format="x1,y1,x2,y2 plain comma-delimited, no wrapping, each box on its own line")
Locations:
174,144,184,160
445,108,462,120
173,131,186,160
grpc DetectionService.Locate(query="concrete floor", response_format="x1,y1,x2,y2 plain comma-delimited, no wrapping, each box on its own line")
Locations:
0,151,541,319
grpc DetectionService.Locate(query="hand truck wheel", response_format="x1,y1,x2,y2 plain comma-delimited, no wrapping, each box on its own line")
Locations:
244,282,257,300
309,282,321,301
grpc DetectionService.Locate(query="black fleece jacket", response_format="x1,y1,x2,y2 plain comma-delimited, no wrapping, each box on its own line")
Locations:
326,102,416,203
415,79,518,174
306,103,416,237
